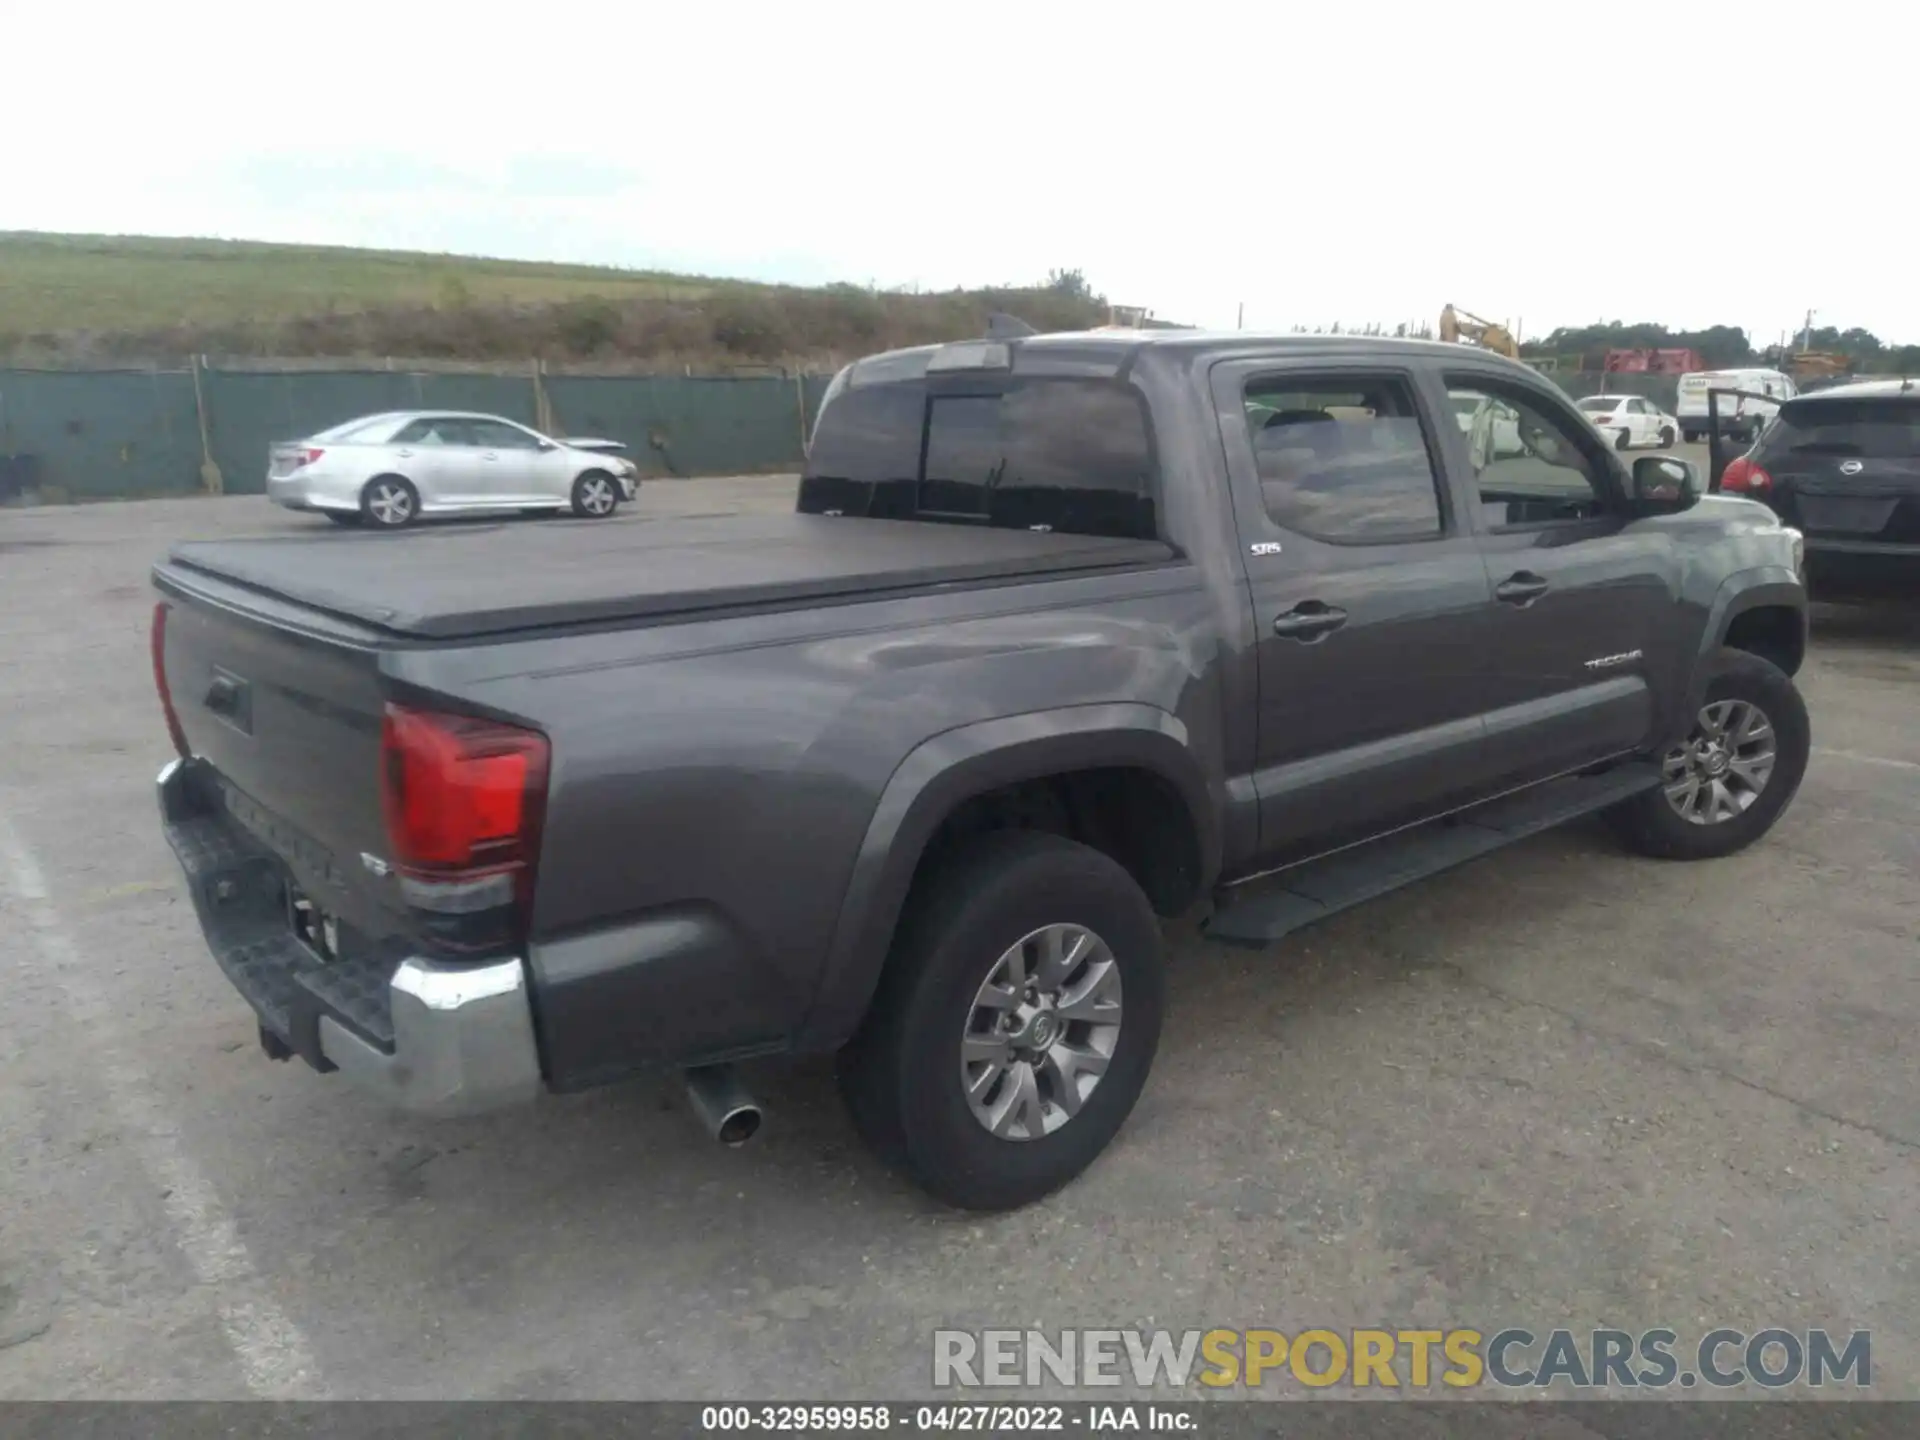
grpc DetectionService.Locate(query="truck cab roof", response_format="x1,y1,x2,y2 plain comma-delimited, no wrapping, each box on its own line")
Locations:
841,330,1544,386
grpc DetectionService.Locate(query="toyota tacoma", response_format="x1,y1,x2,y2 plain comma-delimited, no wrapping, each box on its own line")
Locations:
152,331,1811,1210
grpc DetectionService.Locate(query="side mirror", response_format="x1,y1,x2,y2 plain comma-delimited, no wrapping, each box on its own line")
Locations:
1631,455,1700,514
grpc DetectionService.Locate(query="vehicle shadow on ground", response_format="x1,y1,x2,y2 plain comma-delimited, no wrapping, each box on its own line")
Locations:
344,819,1637,1232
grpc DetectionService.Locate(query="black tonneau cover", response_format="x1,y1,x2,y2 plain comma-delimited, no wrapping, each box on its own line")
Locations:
163,513,1175,640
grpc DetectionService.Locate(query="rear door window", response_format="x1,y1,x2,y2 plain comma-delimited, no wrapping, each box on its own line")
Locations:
1239,375,1447,542
800,377,1157,539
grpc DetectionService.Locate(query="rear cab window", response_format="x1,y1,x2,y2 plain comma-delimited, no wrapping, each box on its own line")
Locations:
799,373,1158,540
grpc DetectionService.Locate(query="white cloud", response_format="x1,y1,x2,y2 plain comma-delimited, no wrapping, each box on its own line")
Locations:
4,0,1911,342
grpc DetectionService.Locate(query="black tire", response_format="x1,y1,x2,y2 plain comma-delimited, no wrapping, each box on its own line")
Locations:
836,831,1165,1211
1683,429,1701,444
360,475,419,529
325,512,363,527
1615,427,1633,451
570,470,621,519
1659,425,1676,448
1606,648,1809,861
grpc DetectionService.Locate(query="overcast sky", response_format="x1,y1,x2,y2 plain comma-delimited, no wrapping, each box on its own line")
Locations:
5,2,1909,345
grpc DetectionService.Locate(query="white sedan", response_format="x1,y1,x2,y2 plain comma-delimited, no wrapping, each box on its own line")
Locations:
1576,394,1681,451
266,411,641,528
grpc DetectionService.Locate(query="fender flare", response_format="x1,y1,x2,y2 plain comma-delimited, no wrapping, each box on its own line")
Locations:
794,703,1222,1052
1674,567,1806,731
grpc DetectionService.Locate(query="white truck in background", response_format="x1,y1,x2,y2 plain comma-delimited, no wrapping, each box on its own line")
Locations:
1677,368,1797,444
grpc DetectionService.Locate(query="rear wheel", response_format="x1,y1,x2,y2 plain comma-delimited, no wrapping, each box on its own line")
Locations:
1659,425,1676,448
570,471,621,519
837,831,1164,1211
1615,427,1633,451
1683,429,1702,443
1606,648,1809,861
360,475,419,529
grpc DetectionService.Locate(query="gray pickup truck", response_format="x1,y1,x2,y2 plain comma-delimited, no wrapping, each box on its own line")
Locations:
152,331,1811,1210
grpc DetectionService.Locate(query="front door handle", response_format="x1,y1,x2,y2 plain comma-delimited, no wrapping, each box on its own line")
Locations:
1494,572,1550,606
481,452,498,461
1272,600,1348,641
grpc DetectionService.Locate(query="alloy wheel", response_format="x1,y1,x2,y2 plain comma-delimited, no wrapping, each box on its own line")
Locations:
1661,698,1777,825
367,481,413,526
961,923,1123,1141
579,476,616,515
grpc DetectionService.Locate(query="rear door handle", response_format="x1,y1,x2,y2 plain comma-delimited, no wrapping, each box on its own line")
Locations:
1495,571,1550,606
481,452,498,461
1272,600,1348,641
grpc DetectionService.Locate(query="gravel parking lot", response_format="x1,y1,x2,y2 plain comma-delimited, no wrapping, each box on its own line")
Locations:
3,468,1918,1402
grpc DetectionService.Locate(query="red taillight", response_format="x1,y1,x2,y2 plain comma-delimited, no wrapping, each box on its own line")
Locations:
151,602,190,758
296,447,326,468
1720,456,1773,494
379,704,548,874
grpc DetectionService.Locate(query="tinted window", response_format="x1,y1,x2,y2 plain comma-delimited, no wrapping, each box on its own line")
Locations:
1447,380,1608,527
1241,376,1444,541
799,377,1156,539
1759,400,1920,460
1577,396,1618,413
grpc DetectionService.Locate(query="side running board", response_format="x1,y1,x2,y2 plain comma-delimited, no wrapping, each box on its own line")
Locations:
1203,763,1661,949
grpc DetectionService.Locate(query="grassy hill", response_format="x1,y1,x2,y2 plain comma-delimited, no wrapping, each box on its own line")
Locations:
0,232,1104,368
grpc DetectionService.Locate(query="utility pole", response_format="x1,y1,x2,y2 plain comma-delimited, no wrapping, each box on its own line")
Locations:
1801,308,1816,352
1236,301,1244,331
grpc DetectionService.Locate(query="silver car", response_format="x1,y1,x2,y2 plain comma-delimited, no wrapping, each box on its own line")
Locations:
266,411,641,528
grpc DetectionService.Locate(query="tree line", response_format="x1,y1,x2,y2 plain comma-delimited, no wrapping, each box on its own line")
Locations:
1279,318,1919,374
1520,321,1920,374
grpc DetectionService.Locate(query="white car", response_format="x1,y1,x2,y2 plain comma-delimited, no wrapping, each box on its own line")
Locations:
1576,394,1680,451
266,411,641,528
1451,392,1525,465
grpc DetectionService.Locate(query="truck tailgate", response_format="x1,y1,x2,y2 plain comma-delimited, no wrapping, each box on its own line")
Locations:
154,568,398,942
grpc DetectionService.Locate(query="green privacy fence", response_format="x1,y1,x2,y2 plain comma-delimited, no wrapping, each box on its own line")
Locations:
0,368,204,501
0,361,837,503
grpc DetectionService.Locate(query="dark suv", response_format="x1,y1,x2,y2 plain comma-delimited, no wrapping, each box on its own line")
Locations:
1722,379,1920,594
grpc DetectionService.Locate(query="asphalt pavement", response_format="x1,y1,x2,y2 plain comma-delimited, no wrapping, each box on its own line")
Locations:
2,467,1918,1401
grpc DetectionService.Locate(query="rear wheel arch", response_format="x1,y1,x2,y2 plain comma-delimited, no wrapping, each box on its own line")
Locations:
797,707,1221,1052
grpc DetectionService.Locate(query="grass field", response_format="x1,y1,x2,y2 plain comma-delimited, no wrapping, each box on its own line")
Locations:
0,232,1100,366
0,231,750,339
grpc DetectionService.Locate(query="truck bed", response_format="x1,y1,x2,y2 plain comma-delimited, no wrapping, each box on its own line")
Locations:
162,513,1176,640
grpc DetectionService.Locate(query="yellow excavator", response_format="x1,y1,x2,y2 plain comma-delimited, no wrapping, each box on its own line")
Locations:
1764,347,1851,383
1439,304,1520,359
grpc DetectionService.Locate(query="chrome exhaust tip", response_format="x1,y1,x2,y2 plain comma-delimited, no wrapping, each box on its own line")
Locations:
683,1064,762,1146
